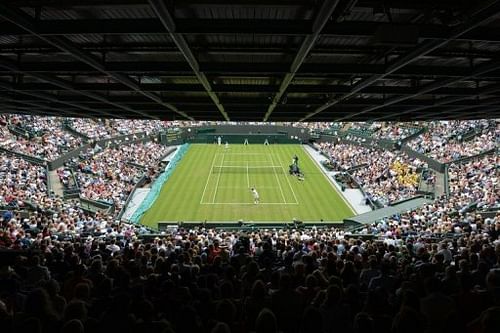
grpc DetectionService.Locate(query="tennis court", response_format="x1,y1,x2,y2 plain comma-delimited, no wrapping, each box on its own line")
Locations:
200,152,298,205
140,144,354,225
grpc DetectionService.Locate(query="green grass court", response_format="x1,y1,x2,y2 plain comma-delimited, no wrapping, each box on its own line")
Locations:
140,144,354,227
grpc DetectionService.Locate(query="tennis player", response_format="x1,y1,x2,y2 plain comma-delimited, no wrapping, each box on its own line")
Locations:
250,187,260,204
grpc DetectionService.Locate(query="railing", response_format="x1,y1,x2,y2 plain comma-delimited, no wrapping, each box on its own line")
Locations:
126,161,146,170
400,144,446,173
318,133,397,150
346,163,368,173
45,165,53,197
399,126,426,144
345,173,381,210
446,147,497,166
62,168,80,200
416,168,436,200
444,164,450,198
316,125,425,150
60,167,81,199
7,124,31,139
63,122,91,142
48,131,161,170
0,146,46,166
388,194,425,207
79,197,114,215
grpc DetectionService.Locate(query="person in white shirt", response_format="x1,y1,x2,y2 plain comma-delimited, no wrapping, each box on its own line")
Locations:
250,187,260,204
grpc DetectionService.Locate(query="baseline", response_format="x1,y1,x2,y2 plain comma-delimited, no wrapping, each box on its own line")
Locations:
200,151,218,204
200,202,299,205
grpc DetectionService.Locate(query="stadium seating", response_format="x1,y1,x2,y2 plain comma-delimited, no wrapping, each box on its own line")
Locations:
407,120,498,162
0,118,498,333
315,141,426,206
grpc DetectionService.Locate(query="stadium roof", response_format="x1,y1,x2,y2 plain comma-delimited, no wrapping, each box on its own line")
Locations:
1,0,500,121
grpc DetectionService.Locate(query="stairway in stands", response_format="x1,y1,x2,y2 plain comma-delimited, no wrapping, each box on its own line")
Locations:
434,170,447,197
48,170,64,198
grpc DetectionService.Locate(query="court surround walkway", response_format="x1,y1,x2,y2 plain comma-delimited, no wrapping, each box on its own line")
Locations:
303,145,372,215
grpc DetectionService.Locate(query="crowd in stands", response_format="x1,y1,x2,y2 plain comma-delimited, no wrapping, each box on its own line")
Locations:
0,116,11,140
0,153,48,209
448,154,499,212
9,115,68,138
408,120,498,163
371,122,421,141
315,142,425,206
315,142,374,171
0,117,498,333
0,115,82,161
0,204,498,333
69,142,169,211
69,118,171,139
349,122,382,132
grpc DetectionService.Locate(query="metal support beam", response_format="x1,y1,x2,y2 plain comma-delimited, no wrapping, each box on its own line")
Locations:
0,103,60,116
0,56,135,118
412,97,500,120
0,3,192,120
5,61,500,80
335,57,500,121
0,81,115,117
1,19,500,43
7,82,500,98
372,82,500,121
300,0,500,121
149,0,229,121
0,93,89,117
263,0,342,121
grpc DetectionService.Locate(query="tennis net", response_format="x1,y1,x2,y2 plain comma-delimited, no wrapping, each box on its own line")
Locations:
212,165,285,174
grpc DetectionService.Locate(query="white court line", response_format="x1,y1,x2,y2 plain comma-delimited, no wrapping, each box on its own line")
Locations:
269,153,287,204
218,186,280,189
222,160,273,163
219,153,267,155
280,164,299,204
201,202,299,205
212,152,225,203
212,165,281,168
200,151,218,204
246,162,250,188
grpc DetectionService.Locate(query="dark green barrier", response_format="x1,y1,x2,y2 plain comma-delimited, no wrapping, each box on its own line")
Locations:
0,147,46,165
446,147,497,166
63,123,91,142
79,197,114,214
191,133,301,144
401,145,446,173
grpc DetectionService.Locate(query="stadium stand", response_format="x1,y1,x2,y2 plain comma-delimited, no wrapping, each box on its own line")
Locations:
408,121,499,163
2,116,83,161
0,118,498,333
0,0,500,332
68,118,169,139
315,141,427,206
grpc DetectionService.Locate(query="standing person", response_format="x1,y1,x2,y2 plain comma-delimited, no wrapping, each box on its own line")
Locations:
225,141,229,149
217,136,222,145
250,187,260,204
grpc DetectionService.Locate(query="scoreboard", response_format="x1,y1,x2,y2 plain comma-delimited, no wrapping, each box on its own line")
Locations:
165,128,183,143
